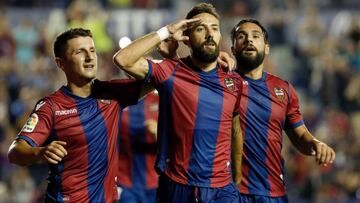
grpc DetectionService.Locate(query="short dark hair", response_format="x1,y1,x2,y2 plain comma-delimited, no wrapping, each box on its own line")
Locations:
186,3,220,20
53,28,92,58
231,18,268,45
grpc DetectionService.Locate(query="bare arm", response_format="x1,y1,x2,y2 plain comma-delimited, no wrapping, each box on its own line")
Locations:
231,115,243,185
8,139,67,166
285,124,336,166
157,41,235,70
113,18,201,80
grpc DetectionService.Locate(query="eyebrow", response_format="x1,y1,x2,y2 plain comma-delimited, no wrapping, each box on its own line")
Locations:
236,30,262,35
197,22,219,27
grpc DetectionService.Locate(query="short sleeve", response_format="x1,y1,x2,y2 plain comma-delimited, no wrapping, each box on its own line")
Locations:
147,59,178,85
285,82,304,129
233,76,243,116
17,98,54,147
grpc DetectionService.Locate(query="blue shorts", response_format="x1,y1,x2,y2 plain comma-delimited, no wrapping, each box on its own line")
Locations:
118,186,156,203
157,175,239,203
239,194,288,203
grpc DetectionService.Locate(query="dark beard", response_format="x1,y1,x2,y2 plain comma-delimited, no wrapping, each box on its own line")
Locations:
191,39,220,63
235,50,265,72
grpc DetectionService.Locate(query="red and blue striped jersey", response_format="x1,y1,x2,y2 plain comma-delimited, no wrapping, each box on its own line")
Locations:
146,57,241,188
17,79,143,203
117,91,159,190
238,72,304,197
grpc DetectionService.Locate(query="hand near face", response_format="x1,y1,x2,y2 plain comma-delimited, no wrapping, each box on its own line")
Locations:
311,140,336,166
167,18,201,42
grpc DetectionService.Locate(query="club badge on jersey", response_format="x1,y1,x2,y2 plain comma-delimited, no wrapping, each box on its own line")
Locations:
224,78,235,91
274,87,285,100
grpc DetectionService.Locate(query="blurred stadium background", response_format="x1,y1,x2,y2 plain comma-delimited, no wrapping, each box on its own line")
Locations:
0,0,359,202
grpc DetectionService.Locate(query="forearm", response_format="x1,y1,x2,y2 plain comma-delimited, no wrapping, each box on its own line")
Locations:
113,32,161,70
8,140,44,166
287,125,318,156
231,116,243,184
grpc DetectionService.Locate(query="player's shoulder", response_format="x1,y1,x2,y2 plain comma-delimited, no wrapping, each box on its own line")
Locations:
265,72,289,86
149,58,180,65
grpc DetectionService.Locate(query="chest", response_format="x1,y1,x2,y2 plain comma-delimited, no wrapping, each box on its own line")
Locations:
240,81,289,123
52,99,120,144
161,69,239,112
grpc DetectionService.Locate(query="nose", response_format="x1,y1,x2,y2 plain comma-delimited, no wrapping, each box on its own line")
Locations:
245,36,253,44
85,50,95,61
206,29,214,39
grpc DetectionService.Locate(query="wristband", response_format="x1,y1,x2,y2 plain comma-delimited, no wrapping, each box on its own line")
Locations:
156,26,170,41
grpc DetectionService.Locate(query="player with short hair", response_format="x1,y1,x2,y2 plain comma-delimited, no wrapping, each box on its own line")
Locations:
8,28,150,203
113,3,243,203
231,18,336,203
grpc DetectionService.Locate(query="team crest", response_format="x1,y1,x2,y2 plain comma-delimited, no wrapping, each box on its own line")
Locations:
224,78,235,91
274,88,285,100
100,99,111,104
22,113,39,133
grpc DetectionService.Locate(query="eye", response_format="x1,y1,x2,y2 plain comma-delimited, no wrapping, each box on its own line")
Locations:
253,34,261,39
236,33,245,39
196,26,204,32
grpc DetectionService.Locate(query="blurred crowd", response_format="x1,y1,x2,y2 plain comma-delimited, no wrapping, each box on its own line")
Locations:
0,0,359,202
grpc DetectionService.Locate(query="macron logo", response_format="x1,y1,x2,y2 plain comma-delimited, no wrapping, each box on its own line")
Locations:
55,109,77,116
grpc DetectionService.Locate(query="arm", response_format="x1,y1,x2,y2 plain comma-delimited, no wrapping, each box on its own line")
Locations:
285,124,336,166
231,115,243,185
145,119,158,141
8,139,67,166
157,41,235,70
113,18,201,80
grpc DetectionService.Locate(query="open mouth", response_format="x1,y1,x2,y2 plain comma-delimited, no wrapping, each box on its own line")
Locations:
84,64,95,69
244,46,256,51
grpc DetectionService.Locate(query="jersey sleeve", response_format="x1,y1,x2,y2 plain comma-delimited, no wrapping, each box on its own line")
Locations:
17,98,54,147
145,59,177,85
285,82,304,129
93,79,143,108
233,76,243,116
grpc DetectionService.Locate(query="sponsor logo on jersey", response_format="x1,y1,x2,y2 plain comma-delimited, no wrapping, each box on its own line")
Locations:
274,87,285,100
35,100,46,111
242,80,248,85
22,113,39,132
55,109,78,116
224,78,235,91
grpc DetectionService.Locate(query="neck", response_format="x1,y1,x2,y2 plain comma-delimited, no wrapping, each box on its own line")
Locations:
67,80,93,98
238,64,264,80
190,56,218,72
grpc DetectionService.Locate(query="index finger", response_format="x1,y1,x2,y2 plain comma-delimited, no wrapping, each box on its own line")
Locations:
54,141,67,146
184,18,202,28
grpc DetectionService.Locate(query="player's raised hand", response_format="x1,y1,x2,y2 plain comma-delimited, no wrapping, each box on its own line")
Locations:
40,141,68,164
218,51,236,72
311,140,336,166
167,18,201,41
